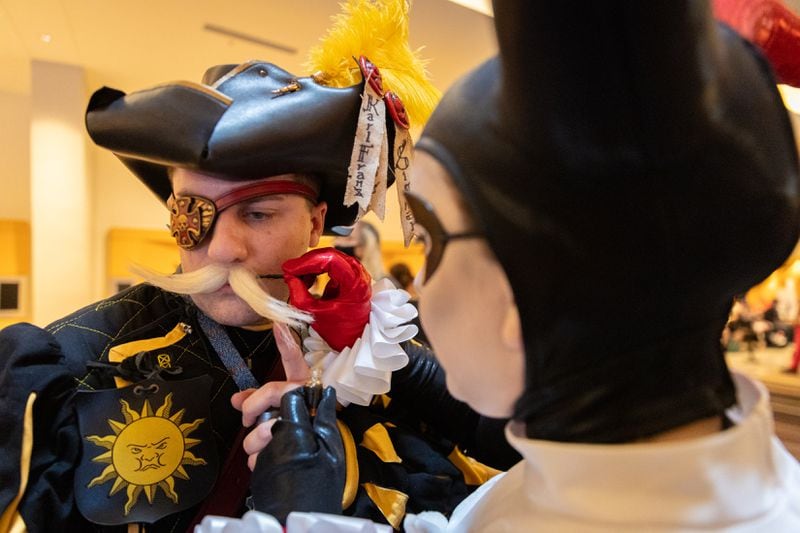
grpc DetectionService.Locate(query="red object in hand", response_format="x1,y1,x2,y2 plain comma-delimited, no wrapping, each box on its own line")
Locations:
714,0,800,87
282,248,372,352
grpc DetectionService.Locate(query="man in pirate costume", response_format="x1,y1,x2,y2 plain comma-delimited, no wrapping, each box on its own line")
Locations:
0,1,518,531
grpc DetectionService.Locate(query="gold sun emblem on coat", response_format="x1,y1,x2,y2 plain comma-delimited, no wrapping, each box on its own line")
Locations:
85,393,207,515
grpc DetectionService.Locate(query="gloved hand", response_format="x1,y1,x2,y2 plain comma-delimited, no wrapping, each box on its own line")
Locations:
282,247,372,351
251,385,345,524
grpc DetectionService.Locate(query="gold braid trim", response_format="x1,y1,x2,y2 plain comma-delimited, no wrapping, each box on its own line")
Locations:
337,420,359,510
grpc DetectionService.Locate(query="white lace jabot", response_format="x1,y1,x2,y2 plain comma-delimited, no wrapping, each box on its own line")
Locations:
302,278,418,406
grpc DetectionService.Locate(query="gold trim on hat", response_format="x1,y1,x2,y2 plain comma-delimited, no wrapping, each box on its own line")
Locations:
271,79,301,96
149,80,233,105
210,60,261,88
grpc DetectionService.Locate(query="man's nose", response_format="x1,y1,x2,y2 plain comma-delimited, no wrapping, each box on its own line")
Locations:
206,211,247,263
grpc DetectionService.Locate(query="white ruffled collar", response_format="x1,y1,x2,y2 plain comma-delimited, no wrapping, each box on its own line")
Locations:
302,278,418,406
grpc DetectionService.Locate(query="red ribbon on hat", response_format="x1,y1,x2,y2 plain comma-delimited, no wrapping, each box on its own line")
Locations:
358,55,411,129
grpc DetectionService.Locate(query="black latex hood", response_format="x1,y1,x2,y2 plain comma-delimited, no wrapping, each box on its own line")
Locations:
86,59,396,232
417,0,800,442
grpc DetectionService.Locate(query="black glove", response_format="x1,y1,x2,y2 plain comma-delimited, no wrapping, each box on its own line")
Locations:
251,385,345,523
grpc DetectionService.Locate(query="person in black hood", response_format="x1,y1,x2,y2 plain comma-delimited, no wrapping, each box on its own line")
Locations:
237,0,800,530
401,0,800,530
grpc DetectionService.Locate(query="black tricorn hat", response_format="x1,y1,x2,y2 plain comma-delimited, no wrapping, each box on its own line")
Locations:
86,59,388,232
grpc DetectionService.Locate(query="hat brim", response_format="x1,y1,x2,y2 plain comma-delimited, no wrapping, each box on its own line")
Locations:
86,62,371,231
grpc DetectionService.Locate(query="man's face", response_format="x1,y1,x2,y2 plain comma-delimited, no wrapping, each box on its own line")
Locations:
172,169,327,327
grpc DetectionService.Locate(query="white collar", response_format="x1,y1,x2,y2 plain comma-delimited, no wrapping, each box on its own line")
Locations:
504,373,791,527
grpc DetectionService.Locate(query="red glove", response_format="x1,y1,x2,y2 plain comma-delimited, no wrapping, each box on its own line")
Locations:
282,248,372,351
714,0,800,87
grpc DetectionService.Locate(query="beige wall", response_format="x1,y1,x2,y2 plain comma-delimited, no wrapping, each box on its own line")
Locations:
0,91,31,221
90,146,169,298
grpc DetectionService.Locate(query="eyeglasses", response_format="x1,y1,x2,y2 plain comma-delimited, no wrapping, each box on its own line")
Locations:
404,191,483,284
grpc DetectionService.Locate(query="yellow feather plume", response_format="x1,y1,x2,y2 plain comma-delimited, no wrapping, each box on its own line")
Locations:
305,0,441,129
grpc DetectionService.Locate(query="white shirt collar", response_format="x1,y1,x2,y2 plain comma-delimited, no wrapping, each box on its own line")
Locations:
504,373,790,527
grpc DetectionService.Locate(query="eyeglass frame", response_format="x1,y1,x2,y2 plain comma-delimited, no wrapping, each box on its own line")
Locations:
404,191,484,284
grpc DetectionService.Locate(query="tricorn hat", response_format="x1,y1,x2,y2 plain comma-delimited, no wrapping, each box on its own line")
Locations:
86,59,380,232
85,1,439,238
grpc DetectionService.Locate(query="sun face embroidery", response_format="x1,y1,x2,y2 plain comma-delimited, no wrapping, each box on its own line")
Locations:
84,393,207,515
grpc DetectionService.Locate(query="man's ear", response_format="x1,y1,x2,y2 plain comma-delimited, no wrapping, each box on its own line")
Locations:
501,302,523,351
309,201,328,247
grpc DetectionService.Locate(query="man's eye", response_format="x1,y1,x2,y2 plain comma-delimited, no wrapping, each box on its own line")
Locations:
244,211,274,221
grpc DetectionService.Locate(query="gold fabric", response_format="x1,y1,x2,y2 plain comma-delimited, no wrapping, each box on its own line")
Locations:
163,80,233,105
108,323,189,388
362,483,408,530
361,423,402,463
337,420,359,509
376,394,391,409
448,446,502,486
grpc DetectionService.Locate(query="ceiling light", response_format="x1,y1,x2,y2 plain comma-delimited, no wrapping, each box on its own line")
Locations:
40,34,52,44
